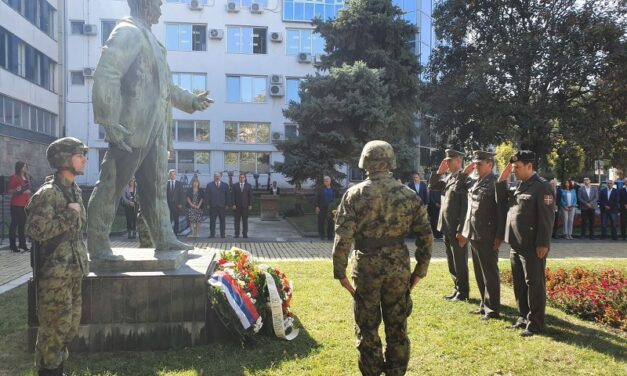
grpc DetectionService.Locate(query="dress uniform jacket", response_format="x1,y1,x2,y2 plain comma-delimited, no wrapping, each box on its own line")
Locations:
462,173,506,242
428,171,471,235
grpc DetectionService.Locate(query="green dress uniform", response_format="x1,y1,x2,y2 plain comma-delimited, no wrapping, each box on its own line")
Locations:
496,171,555,333
26,173,88,370
333,141,433,376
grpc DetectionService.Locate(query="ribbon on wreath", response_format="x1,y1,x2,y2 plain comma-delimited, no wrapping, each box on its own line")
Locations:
209,271,260,331
264,271,299,340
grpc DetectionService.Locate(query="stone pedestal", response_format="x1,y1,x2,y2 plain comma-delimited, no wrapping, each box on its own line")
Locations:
28,248,218,352
260,194,280,221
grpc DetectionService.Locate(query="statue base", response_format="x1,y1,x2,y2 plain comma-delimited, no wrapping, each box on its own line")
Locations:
89,248,189,273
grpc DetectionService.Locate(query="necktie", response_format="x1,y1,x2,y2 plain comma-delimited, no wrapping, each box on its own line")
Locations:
170,180,173,192
217,182,220,189
240,183,244,191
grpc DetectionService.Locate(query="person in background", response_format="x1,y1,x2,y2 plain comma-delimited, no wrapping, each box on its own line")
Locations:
268,181,280,196
121,177,138,239
186,177,204,238
408,172,428,205
577,177,598,240
599,180,619,240
206,172,230,238
550,179,561,239
315,176,337,240
8,161,32,252
560,181,577,240
620,177,627,241
166,169,185,235
231,173,253,238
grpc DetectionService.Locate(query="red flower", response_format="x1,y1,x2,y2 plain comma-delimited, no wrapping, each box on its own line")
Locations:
218,259,227,265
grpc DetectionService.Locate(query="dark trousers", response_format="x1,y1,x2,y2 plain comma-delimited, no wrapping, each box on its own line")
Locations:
124,205,137,231
168,203,179,235
9,205,27,249
234,206,249,236
443,233,469,297
600,209,617,239
317,206,334,239
580,208,595,238
470,240,500,315
210,207,226,237
428,207,442,238
510,249,546,333
552,210,560,237
620,208,627,240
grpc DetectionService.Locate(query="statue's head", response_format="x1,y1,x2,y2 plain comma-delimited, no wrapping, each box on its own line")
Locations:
128,0,162,25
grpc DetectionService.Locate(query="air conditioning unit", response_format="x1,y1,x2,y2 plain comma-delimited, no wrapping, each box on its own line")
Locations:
82,67,95,77
297,52,312,63
313,54,324,66
269,84,285,97
209,28,224,40
189,0,202,10
226,1,240,12
270,32,283,43
82,24,97,35
270,74,283,85
250,2,263,13
272,132,284,142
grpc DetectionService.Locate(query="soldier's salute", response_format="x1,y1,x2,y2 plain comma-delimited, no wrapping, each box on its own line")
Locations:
460,151,507,320
496,150,555,337
26,138,89,376
428,149,472,301
333,141,433,376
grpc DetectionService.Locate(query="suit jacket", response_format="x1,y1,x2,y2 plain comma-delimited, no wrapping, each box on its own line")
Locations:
620,187,627,211
205,181,230,208
462,174,506,242
232,182,253,208
92,17,196,151
315,187,337,208
577,185,598,209
408,181,428,205
428,171,471,235
496,173,555,252
166,180,184,208
599,188,620,213
559,189,577,208
267,186,281,195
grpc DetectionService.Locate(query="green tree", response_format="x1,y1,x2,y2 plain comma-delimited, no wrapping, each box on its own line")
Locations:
274,0,422,183
547,139,586,181
426,0,625,170
495,141,516,174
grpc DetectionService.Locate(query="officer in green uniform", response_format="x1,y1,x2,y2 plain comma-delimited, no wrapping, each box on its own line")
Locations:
428,149,471,301
26,137,89,376
496,150,555,336
333,140,433,376
460,151,506,320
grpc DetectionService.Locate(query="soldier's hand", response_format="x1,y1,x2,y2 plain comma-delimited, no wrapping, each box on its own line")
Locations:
68,203,81,214
410,274,421,290
193,91,213,111
456,232,467,247
499,163,513,182
493,238,503,251
463,162,476,175
536,246,549,259
437,160,448,174
104,123,132,153
339,277,355,296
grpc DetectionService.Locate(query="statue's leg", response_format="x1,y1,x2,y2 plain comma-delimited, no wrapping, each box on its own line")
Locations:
136,139,192,251
87,146,141,259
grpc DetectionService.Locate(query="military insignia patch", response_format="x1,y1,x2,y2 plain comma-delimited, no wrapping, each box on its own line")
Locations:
544,195,554,205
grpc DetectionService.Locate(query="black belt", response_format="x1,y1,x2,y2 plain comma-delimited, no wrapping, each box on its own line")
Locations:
354,235,406,252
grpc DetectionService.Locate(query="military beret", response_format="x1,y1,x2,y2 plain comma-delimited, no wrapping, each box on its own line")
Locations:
444,149,465,160
471,150,496,163
509,150,536,163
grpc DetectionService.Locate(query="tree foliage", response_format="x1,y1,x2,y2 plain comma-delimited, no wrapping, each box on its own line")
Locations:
547,139,587,181
495,141,516,174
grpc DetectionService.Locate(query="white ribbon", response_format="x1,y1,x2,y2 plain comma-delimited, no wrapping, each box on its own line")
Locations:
264,271,299,341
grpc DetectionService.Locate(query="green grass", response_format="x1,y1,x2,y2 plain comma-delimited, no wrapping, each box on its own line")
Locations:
1,259,626,376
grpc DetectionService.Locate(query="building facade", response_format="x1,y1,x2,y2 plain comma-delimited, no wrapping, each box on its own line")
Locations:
64,0,434,187
0,0,62,183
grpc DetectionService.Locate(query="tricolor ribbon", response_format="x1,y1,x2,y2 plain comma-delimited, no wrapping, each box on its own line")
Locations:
209,271,261,331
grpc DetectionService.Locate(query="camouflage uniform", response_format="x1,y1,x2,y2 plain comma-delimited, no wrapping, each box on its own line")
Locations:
26,138,89,374
333,141,433,376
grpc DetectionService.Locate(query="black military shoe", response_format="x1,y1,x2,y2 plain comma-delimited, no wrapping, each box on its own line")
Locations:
449,295,469,302
469,309,484,315
480,313,500,321
444,291,458,300
520,329,536,337
506,321,527,330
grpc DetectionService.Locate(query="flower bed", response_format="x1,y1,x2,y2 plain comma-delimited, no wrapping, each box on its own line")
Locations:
501,267,626,331
208,247,298,341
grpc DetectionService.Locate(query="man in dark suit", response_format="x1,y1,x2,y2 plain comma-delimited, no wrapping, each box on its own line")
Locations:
599,180,620,240
428,149,472,301
315,176,337,240
620,178,627,240
577,177,599,239
166,169,185,235
231,173,253,238
428,187,442,239
206,172,230,238
408,172,428,205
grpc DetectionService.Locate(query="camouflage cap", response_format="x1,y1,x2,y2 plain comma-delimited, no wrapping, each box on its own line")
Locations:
358,140,397,171
444,149,465,160
46,137,88,170
471,150,496,163
509,150,535,164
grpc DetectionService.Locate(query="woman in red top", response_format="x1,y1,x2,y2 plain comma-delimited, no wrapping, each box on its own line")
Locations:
8,161,31,252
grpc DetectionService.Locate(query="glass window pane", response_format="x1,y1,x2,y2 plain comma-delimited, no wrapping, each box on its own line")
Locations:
239,123,256,143
301,30,312,53
252,28,267,54
37,109,44,132
171,121,176,140
0,97,4,123
242,27,253,54
225,122,238,142
284,1,294,20
286,30,299,55
166,24,179,50
178,120,195,141
286,78,300,103
12,101,22,127
179,73,192,92
5,98,13,125
253,77,266,102
240,152,256,174
30,107,37,131
195,151,209,172
240,76,253,102
192,74,206,93
285,124,298,140
313,33,325,54
325,4,334,18
227,27,240,53
257,124,270,143
195,121,209,141
294,3,304,21
314,3,324,18
224,152,238,171
226,76,240,102
179,24,192,51
304,3,314,20
257,153,270,173
21,103,29,128
421,0,432,14
178,150,194,173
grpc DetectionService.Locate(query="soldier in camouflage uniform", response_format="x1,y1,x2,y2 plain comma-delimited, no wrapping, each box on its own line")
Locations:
333,140,433,376
26,137,89,376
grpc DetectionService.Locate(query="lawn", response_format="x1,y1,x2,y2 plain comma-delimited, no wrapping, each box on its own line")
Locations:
1,259,626,376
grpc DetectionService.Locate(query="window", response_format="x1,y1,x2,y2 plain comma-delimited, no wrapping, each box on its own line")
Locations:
235,0,268,6
224,152,271,174
70,71,85,85
172,72,206,94
226,76,266,103
172,120,210,142
166,0,208,3
285,78,302,104
0,93,58,136
285,124,298,140
4,0,55,38
284,0,345,22
165,24,206,51
101,20,117,45
227,27,267,54
224,122,271,144
168,150,211,173
286,29,325,55
70,21,85,34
